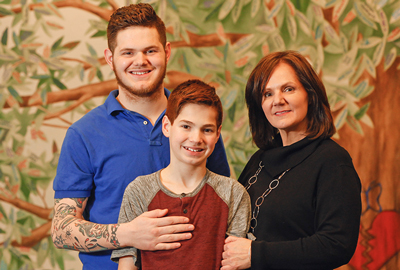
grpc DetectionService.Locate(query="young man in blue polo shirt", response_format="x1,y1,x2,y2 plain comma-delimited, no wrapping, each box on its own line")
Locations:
51,4,230,270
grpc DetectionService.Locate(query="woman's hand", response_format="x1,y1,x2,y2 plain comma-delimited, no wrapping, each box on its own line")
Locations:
221,236,252,270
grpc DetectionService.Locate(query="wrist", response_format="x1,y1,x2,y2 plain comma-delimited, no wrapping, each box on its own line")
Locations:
115,222,128,248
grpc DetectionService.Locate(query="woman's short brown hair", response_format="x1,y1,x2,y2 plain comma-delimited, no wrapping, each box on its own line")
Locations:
107,3,166,52
245,50,335,150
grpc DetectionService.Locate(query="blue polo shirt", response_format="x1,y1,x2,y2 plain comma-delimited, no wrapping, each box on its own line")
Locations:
53,89,230,270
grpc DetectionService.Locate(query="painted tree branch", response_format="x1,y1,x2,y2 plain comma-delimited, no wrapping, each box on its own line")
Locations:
3,71,195,107
0,194,52,221
105,0,119,12
2,71,202,119
10,221,52,248
170,31,249,48
2,0,113,21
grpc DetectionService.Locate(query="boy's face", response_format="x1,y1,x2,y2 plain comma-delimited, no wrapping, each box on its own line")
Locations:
104,26,171,98
162,103,221,168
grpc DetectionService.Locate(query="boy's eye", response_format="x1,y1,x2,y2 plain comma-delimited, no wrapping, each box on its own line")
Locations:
182,125,190,129
204,128,214,133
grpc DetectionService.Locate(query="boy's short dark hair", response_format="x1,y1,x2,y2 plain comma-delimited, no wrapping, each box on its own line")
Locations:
107,3,167,52
166,79,223,128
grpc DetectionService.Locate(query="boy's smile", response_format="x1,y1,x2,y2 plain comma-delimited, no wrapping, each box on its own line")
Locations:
162,103,221,168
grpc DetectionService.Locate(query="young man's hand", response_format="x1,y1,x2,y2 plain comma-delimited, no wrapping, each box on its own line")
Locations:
119,209,194,250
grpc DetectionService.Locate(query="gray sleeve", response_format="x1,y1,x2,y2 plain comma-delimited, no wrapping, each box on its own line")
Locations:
111,174,160,263
226,181,252,238
207,171,252,238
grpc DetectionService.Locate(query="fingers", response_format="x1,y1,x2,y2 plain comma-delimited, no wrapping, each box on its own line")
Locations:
154,216,192,227
156,222,195,236
225,235,238,244
140,209,169,218
220,258,235,270
154,241,182,250
141,209,191,226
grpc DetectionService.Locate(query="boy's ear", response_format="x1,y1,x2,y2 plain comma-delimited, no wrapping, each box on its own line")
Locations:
216,125,222,140
162,115,171,137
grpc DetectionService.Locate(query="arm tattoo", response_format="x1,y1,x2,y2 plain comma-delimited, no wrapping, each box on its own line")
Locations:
52,197,121,252
110,224,120,248
72,198,86,208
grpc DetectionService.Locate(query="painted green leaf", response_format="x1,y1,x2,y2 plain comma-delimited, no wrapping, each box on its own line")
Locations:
7,86,23,103
0,6,13,15
251,0,261,18
31,75,51,80
52,77,67,90
86,43,98,58
1,28,8,46
51,37,63,51
91,30,107,37
218,0,236,20
353,1,377,30
354,102,370,120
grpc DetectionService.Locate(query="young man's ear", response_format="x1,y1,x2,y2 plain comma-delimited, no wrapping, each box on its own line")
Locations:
165,42,172,64
104,48,114,70
162,115,171,138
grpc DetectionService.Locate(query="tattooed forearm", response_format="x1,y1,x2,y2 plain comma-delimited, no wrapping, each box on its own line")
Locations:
77,222,110,240
52,197,122,252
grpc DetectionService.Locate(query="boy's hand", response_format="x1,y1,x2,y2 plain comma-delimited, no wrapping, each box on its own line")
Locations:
119,209,194,250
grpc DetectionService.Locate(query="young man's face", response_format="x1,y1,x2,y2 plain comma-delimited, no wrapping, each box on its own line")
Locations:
162,103,221,168
105,26,171,98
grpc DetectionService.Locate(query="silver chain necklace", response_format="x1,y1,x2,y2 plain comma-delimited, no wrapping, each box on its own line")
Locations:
245,161,290,234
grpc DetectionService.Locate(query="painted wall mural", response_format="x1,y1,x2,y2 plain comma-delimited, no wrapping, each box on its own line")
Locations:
0,0,399,269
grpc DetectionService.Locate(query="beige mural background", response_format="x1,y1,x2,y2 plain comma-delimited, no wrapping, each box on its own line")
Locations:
0,0,399,269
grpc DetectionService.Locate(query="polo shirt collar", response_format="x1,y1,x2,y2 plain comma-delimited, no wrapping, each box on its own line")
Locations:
105,88,171,115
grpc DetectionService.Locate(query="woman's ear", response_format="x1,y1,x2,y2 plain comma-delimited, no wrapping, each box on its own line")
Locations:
162,115,171,137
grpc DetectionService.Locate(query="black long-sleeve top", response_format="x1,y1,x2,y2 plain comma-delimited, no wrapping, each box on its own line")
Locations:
238,137,362,270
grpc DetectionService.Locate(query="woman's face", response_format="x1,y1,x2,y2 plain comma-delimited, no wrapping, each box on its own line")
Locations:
261,62,309,141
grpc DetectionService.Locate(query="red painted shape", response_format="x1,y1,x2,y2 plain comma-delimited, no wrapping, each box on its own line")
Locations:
348,211,400,270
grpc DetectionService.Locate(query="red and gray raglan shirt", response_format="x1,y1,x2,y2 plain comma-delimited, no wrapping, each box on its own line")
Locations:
111,169,252,269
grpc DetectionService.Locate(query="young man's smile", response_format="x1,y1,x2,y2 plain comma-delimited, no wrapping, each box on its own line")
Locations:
105,26,171,99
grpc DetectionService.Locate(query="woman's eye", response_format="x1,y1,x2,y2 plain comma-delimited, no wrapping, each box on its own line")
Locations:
284,87,294,92
264,92,272,98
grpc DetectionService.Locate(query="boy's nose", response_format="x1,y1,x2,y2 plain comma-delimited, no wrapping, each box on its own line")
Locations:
189,131,202,143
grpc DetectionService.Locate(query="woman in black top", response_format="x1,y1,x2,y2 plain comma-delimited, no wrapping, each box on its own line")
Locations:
221,51,361,270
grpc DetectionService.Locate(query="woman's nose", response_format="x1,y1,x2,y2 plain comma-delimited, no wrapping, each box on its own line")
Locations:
272,91,284,106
